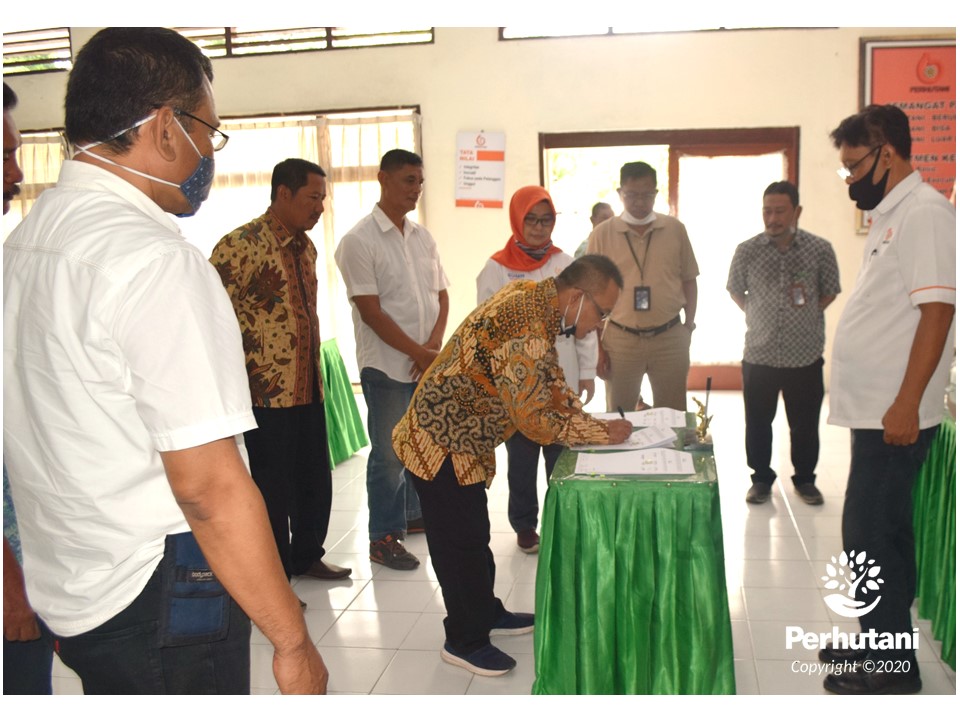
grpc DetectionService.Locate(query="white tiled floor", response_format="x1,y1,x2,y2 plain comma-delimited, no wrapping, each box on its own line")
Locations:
50,389,956,697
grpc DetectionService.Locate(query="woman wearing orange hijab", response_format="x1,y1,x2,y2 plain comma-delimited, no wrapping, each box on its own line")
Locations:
476,186,598,553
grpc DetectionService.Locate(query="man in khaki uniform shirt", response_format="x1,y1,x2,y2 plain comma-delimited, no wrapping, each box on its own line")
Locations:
586,161,699,412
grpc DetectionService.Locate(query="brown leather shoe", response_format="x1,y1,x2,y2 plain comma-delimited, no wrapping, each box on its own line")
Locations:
517,528,540,554
297,559,352,580
406,516,426,534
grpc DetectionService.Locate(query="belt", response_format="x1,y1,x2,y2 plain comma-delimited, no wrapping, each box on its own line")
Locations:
609,315,682,337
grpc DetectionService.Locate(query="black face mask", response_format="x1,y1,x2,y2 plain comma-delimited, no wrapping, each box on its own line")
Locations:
848,150,890,211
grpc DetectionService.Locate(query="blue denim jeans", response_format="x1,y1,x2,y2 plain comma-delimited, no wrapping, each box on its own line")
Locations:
361,367,421,541
505,432,563,533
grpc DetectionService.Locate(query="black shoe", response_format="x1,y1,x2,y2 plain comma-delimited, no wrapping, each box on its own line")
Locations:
794,483,824,505
441,642,516,676
745,483,771,504
824,662,921,695
818,644,868,663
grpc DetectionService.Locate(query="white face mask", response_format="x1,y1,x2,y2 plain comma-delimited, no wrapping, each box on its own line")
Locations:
621,209,656,225
560,294,585,338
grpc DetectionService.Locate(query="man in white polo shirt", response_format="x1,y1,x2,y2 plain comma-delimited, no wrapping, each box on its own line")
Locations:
822,104,955,695
3,28,325,694
335,149,449,570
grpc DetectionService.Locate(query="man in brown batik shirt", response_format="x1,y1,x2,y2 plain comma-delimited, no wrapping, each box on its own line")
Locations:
211,158,350,584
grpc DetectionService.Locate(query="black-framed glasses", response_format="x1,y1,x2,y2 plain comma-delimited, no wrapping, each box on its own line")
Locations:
174,109,230,152
837,145,881,180
620,190,658,202
523,214,556,228
582,290,612,321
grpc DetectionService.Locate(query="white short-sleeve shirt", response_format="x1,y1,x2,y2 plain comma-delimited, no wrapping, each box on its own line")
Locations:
828,172,956,429
335,205,450,383
3,161,256,635
476,250,597,385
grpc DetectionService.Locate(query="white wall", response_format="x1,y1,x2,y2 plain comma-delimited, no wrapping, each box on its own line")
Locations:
7,26,956,384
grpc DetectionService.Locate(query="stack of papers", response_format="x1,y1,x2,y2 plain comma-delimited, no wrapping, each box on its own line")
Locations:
574,448,695,476
574,426,677,452
593,407,687,427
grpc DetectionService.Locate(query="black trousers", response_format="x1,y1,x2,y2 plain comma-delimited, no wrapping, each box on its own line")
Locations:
410,457,506,654
742,358,824,487
51,539,251,694
843,427,936,659
244,398,332,577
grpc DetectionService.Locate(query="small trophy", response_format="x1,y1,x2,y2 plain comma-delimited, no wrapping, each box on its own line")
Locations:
686,377,714,450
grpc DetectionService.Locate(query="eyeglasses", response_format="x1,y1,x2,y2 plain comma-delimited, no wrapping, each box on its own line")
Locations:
582,290,612,321
523,214,556,228
836,145,881,180
174,109,230,152
620,190,658,202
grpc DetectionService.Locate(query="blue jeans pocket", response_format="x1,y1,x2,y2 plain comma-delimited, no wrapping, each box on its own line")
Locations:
157,532,230,647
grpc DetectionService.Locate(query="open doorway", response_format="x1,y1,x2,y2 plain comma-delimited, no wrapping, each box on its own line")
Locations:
541,128,798,390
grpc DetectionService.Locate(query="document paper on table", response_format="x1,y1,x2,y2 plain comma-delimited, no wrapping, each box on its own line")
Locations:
574,448,695,476
574,426,677,452
592,407,687,427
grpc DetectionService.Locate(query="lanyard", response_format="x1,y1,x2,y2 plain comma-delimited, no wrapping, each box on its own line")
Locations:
623,229,652,283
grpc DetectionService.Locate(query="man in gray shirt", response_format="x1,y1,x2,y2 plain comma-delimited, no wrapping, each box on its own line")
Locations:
727,181,841,506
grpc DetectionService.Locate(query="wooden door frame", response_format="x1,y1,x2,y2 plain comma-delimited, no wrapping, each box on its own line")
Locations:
539,127,800,217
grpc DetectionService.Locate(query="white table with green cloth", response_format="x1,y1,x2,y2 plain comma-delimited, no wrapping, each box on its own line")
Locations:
532,413,735,694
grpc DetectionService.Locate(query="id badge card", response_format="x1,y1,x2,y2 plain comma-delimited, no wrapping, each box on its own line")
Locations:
789,282,807,307
634,286,651,311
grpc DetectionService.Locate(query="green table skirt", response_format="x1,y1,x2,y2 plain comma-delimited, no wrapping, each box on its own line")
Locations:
319,338,368,467
913,416,956,669
533,477,735,694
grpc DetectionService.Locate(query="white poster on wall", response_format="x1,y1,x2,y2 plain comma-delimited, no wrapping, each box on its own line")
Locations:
455,131,505,208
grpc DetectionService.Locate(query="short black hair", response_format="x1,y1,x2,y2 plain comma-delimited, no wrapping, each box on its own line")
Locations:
557,254,624,293
620,161,657,187
590,202,612,218
271,158,326,202
763,181,799,208
380,148,422,173
65,27,214,153
3,82,17,112
830,104,912,160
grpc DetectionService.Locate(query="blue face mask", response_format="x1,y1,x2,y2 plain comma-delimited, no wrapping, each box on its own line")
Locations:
75,113,215,217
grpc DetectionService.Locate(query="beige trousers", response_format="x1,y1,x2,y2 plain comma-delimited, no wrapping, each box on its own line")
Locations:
602,321,691,412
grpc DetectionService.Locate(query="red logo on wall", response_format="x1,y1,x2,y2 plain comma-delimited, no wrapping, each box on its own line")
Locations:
916,53,942,84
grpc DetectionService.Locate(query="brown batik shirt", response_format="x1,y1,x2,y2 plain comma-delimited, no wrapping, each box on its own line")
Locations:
211,210,323,408
392,278,610,487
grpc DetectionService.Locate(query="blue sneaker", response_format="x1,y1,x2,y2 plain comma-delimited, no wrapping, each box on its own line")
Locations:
490,610,535,636
440,642,517,676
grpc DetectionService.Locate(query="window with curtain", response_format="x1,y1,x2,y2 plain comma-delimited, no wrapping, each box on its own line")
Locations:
3,109,421,383
2,131,66,227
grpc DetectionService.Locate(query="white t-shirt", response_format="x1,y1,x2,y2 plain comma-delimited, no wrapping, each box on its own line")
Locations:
3,161,256,635
828,172,956,429
476,251,597,386
335,205,450,383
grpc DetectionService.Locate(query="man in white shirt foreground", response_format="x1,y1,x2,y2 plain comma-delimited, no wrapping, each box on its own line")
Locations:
3,27,326,694
821,104,955,695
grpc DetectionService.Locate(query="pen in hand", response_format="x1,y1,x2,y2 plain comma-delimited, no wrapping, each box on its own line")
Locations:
617,406,626,419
